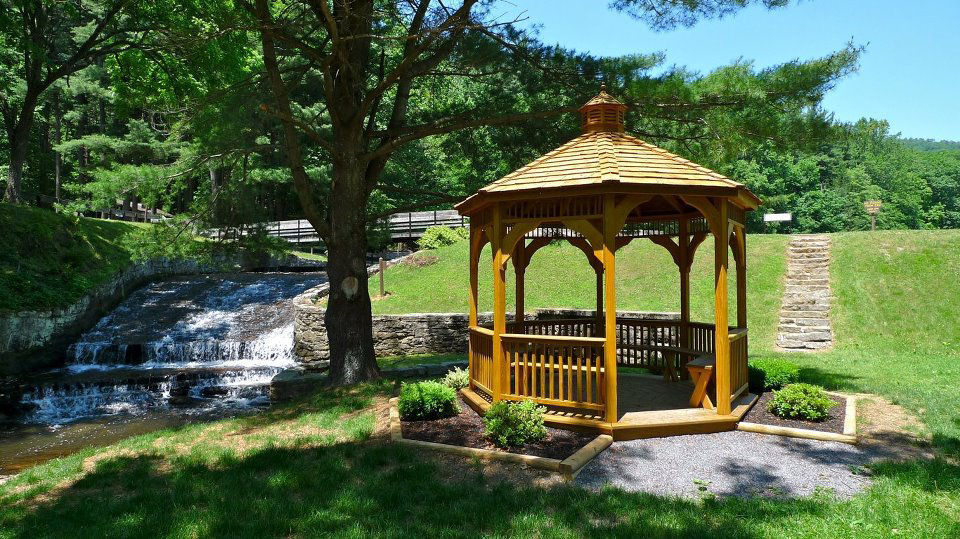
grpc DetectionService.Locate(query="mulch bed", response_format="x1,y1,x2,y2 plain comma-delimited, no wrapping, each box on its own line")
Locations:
743,392,847,434
400,397,595,460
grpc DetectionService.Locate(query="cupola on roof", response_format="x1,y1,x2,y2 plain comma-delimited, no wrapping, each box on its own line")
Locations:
579,84,627,133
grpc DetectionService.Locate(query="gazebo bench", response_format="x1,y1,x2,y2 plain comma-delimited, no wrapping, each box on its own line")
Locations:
685,354,717,409
618,343,703,381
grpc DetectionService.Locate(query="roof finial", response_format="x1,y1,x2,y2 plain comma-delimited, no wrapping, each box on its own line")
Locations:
600,82,607,92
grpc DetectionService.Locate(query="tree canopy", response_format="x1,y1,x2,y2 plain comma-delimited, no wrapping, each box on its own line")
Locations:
1,0,957,383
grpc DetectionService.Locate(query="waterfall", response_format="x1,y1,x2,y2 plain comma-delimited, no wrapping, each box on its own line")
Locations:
21,272,325,424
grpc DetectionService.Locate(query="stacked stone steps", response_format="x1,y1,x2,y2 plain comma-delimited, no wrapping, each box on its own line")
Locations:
777,235,834,351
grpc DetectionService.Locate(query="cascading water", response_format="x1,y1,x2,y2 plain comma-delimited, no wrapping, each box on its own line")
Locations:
18,272,325,425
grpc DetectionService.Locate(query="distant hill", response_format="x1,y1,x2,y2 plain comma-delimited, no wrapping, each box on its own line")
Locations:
899,138,960,152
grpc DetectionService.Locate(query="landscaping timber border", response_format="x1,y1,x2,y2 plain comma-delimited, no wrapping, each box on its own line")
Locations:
737,393,857,444
388,397,612,480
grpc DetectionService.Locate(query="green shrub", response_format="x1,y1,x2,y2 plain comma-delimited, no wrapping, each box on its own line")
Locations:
748,358,800,391
418,226,466,250
442,367,470,390
768,383,836,421
397,381,460,420
483,400,547,447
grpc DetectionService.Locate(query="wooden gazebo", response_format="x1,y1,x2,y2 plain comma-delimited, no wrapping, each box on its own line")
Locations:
455,86,761,440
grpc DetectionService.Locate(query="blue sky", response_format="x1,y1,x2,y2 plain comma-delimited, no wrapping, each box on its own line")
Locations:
500,0,959,140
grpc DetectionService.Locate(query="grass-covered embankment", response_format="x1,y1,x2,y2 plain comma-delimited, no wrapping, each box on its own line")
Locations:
373,235,790,349
375,230,960,456
756,230,960,454
0,203,149,312
2,381,958,537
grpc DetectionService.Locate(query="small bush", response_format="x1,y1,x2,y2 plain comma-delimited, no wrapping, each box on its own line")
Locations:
442,367,470,390
397,381,460,420
748,358,800,391
768,383,836,422
483,400,547,447
418,226,466,250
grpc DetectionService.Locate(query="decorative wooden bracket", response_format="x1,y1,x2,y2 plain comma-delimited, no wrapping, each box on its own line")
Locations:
568,238,604,273
680,195,721,236
500,221,540,267
649,231,707,272
517,237,552,272
649,236,681,267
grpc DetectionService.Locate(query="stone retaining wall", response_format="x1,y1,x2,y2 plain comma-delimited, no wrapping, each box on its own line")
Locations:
293,296,678,371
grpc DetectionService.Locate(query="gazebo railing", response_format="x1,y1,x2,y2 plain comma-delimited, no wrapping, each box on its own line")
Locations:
468,327,495,396
501,334,606,411
468,318,750,413
510,318,601,337
730,330,749,399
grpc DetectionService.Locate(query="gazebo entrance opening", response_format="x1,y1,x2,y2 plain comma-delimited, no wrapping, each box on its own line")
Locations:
456,87,760,440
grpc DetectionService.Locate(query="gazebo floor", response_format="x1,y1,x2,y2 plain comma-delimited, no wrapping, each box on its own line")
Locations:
463,373,757,442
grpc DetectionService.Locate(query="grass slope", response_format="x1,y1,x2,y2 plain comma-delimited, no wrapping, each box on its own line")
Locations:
377,231,960,455
0,204,149,312
373,235,789,349
754,230,960,454
2,383,958,538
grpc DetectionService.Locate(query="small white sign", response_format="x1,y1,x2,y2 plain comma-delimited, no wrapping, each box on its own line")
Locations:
763,212,792,223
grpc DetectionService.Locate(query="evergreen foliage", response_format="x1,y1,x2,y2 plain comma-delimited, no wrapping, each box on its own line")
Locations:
768,383,836,421
397,381,460,420
482,400,548,448
748,358,801,391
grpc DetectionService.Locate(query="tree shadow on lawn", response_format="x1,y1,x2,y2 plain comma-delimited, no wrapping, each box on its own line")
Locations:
5,442,960,537
0,438,895,538
794,365,861,392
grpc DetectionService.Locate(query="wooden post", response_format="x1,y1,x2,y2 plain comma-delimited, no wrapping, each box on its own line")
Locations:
514,240,526,324
468,220,479,328
734,225,747,329
595,268,604,336
491,205,507,402
678,217,691,350
601,194,618,423
378,257,386,298
714,199,731,416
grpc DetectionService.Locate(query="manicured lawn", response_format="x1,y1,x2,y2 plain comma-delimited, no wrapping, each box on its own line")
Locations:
5,230,960,536
0,203,150,311
378,353,465,369
291,249,327,263
2,382,958,538
752,230,960,455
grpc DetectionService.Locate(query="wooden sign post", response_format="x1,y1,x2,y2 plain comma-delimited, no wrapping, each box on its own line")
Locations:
379,257,386,297
864,200,882,231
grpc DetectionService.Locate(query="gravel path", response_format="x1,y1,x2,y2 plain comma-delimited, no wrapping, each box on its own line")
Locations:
575,431,877,499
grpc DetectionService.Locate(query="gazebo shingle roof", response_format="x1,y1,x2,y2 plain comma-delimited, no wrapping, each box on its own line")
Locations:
478,131,747,194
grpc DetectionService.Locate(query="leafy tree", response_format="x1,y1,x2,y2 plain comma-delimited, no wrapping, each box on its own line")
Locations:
0,0,144,202
235,0,859,385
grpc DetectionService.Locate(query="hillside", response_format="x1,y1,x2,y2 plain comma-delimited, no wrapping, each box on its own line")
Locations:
373,234,790,348
0,204,149,312
376,230,960,453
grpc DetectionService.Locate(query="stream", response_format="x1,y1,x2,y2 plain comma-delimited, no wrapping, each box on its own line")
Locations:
0,271,325,477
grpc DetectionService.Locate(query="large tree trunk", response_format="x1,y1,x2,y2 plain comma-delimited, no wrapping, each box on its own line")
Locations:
53,92,63,200
4,113,34,203
324,162,380,385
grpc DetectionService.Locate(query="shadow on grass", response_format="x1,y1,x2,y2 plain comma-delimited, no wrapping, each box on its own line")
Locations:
0,441,806,537
4,379,960,537
5,439,960,537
